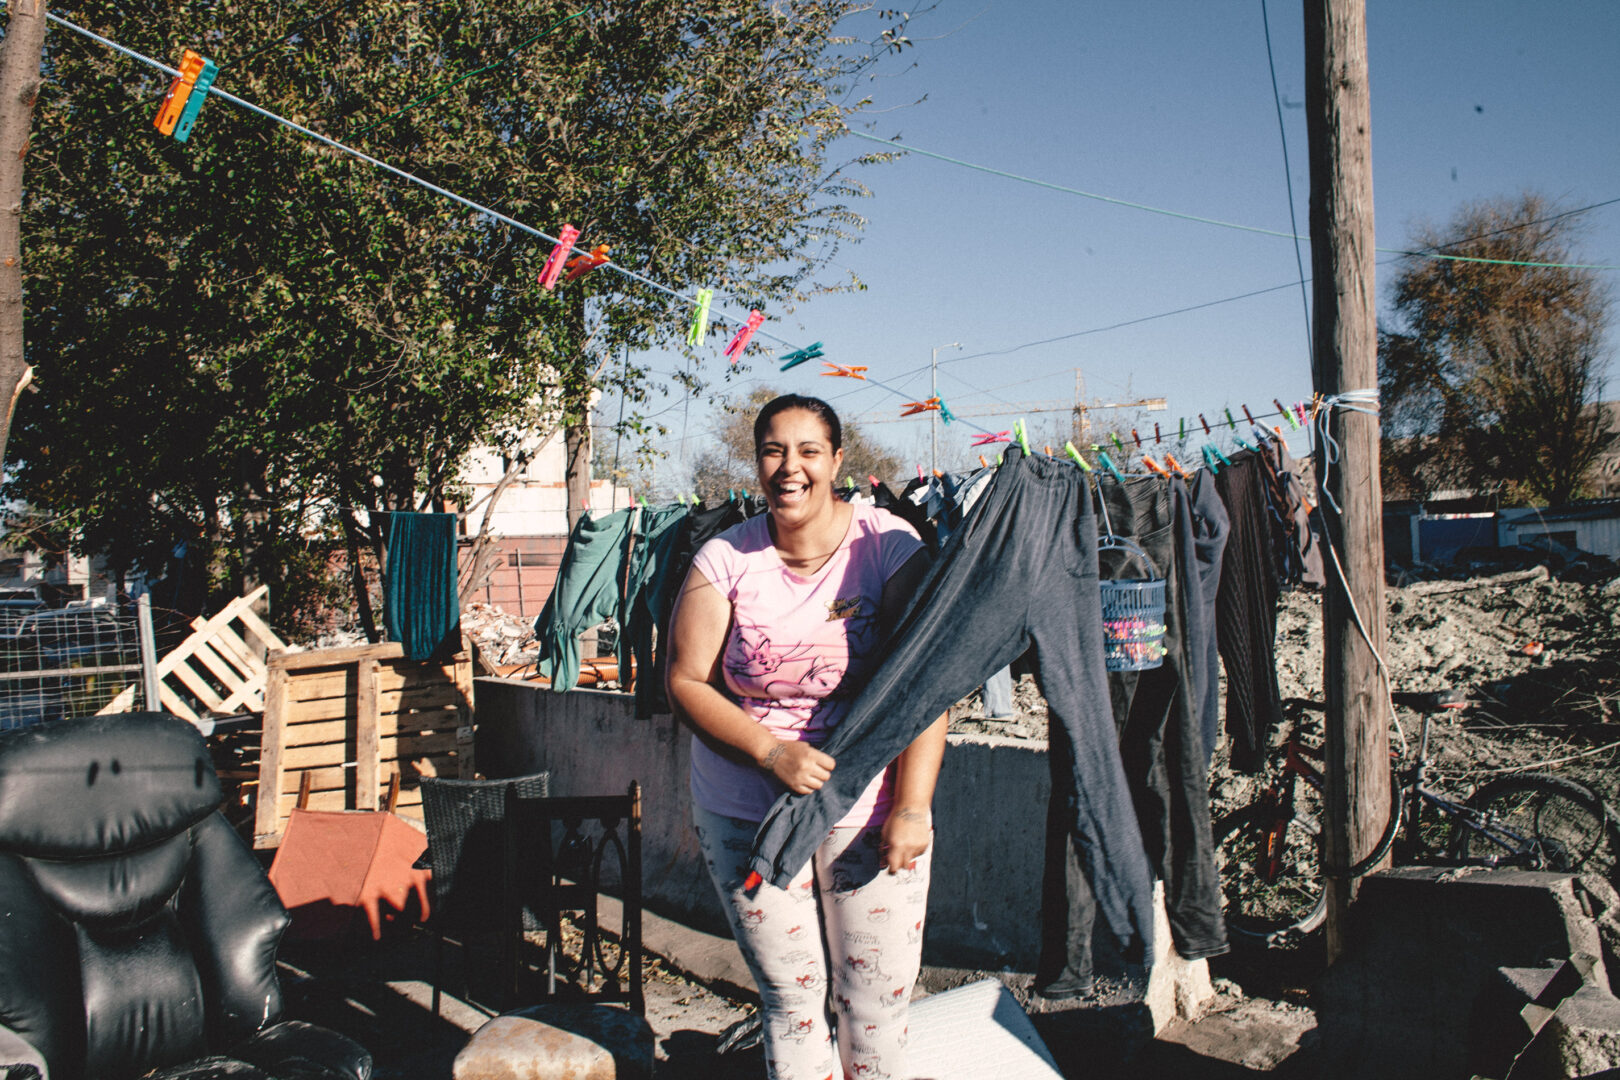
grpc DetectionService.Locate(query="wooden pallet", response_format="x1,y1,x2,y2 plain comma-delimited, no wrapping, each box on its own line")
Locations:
253,639,475,849
99,585,286,723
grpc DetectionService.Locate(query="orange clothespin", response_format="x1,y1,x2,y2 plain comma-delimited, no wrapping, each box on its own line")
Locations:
724,310,766,364
822,362,867,380
1141,455,1168,477
1273,425,1285,440
155,50,208,135
563,243,611,281
1165,453,1189,479
979,455,989,468
1198,414,1212,436
933,469,944,478
538,224,581,290
900,397,941,417
1044,445,1054,457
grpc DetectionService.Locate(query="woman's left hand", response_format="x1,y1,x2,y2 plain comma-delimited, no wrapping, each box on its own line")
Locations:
880,806,933,873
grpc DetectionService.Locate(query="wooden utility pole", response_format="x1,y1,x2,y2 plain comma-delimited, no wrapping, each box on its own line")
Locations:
0,0,47,474
1304,0,1389,961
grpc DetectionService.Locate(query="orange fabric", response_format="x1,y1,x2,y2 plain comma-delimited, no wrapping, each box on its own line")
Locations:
269,808,431,941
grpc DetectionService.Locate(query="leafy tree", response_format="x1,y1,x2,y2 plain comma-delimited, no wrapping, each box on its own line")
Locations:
1379,193,1613,505
8,1,921,634
689,386,900,502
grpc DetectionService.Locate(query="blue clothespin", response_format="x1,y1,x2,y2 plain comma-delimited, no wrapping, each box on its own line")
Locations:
172,57,219,142
1097,451,1125,484
1064,441,1092,472
780,342,824,371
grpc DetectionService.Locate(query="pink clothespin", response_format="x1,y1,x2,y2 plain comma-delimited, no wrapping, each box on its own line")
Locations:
724,310,765,364
917,464,925,481
538,225,581,291
972,430,1012,447
868,474,880,489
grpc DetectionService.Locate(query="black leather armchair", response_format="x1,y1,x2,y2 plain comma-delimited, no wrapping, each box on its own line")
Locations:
0,712,372,1080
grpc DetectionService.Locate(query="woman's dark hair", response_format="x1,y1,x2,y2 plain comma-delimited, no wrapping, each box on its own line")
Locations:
753,394,842,452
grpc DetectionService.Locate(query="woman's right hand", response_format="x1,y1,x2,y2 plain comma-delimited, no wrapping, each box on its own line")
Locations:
759,740,836,794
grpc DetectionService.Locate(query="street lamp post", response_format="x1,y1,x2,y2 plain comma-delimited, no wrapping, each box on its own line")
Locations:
931,342,962,474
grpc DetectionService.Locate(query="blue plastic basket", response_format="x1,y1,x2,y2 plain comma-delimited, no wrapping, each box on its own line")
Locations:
1098,537,1167,672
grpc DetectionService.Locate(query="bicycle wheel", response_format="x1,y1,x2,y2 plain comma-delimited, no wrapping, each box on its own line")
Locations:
1453,773,1619,882
1212,804,1327,948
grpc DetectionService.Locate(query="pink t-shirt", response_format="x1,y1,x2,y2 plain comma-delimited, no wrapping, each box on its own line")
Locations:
687,502,925,826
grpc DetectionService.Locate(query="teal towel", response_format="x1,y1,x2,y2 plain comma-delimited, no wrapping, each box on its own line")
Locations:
385,512,460,661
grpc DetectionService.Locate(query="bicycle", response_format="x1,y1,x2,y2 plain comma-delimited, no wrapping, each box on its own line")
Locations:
1213,687,1620,948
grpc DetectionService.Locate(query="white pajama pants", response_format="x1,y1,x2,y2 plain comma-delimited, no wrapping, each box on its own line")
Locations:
693,804,932,1080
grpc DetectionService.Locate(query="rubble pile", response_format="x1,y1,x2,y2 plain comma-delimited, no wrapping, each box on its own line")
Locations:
462,601,541,667
953,559,1620,809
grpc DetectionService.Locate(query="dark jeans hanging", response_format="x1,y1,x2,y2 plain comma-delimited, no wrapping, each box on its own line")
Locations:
1215,452,1286,772
750,446,1156,962
1054,474,1227,970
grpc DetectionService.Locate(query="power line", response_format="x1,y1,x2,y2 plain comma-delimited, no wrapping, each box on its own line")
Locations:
1258,0,1313,360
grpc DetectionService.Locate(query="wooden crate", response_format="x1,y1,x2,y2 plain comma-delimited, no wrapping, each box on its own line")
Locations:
254,640,475,848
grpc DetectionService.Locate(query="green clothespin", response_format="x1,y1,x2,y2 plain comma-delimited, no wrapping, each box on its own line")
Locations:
1064,441,1092,471
844,476,855,490
1013,418,1031,455
1110,431,1125,452
1178,417,1187,442
687,289,714,347
1097,451,1125,484
997,452,1004,465
780,342,824,371
1224,407,1237,431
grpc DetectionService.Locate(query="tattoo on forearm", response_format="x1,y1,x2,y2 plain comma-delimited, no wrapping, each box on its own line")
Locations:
892,808,930,825
760,744,786,770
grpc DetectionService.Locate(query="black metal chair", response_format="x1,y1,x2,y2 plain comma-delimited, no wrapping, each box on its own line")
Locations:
501,781,643,1014
418,771,550,1015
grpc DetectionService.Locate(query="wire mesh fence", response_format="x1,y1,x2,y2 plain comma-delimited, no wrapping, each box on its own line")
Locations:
0,596,154,731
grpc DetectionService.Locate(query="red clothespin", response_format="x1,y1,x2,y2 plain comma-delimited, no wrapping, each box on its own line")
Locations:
971,430,1011,446
1154,422,1162,445
822,362,867,380
1296,401,1310,425
538,224,581,290
1142,455,1168,477
724,310,765,364
1165,453,1189,479
155,50,208,135
1131,429,1142,448
1242,404,1256,428
563,243,611,281
1198,414,1211,436
900,398,941,417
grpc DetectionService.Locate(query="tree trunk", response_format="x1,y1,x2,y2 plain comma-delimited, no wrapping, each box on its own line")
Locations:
339,508,380,642
1304,0,1389,963
0,0,47,474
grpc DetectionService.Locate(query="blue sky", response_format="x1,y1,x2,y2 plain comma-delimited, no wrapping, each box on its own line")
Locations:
626,0,1620,489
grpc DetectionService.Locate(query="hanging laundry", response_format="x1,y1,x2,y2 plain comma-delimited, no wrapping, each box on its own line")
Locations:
1254,436,1325,588
617,504,690,716
1213,451,1286,773
749,446,1157,966
383,512,461,662
533,507,636,692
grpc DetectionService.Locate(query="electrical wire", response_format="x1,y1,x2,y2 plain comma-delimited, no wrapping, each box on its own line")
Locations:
846,129,1620,271
1258,0,1313,360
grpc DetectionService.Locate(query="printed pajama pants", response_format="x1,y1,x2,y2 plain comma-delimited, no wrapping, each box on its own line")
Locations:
694,805,931,1080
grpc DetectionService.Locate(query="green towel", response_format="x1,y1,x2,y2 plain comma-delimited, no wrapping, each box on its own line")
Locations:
533,508,636,692
384,512,460,661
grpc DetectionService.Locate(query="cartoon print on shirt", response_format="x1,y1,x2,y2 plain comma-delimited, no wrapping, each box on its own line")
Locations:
726,624,813,680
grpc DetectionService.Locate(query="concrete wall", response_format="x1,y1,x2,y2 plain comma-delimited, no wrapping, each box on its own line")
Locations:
474,678,1050,971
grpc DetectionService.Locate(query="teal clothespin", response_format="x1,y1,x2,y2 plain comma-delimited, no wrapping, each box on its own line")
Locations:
1211,443,1232,467
780,342,824,371
1097,451,1125,484
172,58,219,143
1013,418,1031,455
1201,445,1220,474
727,488,735,502
687,289,714,347
1064,441,1092,472
938,396,956,424
1233,437,1256,453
